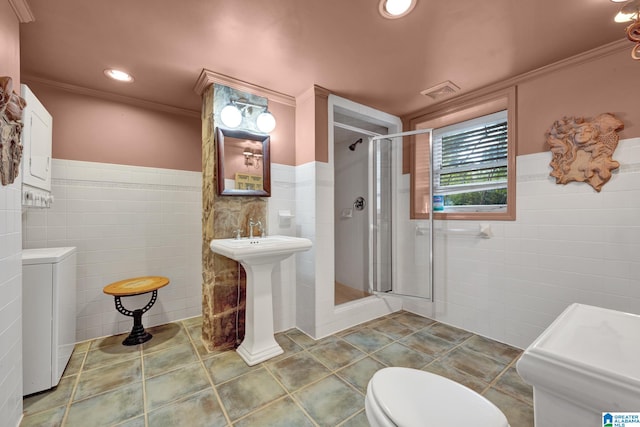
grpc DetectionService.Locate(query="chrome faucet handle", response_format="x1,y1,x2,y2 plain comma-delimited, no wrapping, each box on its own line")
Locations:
233,229,242,240
248,218,255,239
256,220,264,238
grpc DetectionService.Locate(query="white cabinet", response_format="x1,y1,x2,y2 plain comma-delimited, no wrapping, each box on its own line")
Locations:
22,247,77,395
20,84,53,207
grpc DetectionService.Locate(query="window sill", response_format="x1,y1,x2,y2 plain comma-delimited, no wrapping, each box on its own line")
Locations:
433,208,515,221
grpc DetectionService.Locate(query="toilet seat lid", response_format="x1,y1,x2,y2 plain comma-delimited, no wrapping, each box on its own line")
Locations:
369,367,509,427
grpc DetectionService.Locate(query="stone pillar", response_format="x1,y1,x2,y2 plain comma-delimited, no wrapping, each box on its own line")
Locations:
201,84,267,351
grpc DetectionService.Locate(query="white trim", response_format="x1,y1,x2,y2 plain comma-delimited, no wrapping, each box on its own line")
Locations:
320,94,405,337
194,69,296,107
8,0,34,23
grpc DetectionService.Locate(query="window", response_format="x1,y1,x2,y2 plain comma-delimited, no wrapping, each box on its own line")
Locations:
433,110,508,212
408,87,516,221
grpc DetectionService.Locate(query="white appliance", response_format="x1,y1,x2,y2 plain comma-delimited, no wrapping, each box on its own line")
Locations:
517,303,640,426
20,84,54,208
22,247,77,395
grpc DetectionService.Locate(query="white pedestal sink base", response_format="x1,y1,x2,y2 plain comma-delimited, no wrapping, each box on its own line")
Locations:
237,341,283,366
209,236,312,367
236,261,283,366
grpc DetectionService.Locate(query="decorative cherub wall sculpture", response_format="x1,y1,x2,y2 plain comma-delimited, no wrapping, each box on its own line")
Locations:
0,76,26,186
545,113,624,192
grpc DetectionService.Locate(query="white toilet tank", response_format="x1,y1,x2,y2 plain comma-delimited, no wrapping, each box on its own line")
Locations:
517,303,640,426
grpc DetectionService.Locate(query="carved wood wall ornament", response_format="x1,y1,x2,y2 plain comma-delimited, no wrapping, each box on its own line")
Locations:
545,113,624,192
0,76,26,186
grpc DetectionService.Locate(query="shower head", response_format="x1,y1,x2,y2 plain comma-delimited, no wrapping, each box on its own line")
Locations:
348,138,363,151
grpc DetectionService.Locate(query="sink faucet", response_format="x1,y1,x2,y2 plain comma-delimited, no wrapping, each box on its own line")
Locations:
248,218,264,238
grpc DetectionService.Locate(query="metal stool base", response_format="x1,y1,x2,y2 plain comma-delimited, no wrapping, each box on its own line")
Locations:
113,291,158,346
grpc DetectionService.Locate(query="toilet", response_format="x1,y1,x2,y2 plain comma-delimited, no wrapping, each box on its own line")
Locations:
365,367,510,427
517,303,640,426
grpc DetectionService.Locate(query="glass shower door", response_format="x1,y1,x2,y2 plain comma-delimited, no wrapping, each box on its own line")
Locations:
372,137,392,293
371,130,434,301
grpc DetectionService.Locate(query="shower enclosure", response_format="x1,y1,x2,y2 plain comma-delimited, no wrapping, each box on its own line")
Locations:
332,98,433,306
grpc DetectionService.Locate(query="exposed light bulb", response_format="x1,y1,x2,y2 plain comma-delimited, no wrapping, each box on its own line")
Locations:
256,111,276,133
220,104,242,128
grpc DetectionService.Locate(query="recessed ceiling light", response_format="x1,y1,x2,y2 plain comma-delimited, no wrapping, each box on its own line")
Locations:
379,0,416,19
103,68,134,83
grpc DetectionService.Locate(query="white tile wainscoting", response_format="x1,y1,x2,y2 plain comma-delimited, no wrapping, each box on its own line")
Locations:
22,160,203,342
20,137,640,352
406,137,640,349
0,177,24,427
21,160,300,344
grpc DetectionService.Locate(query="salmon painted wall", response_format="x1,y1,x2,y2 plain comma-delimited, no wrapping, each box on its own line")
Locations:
401,43,640,172
24,82,202,171
517,45,640,155
268,100,296,166
24,81,296,171
0,1,20,85
295,85,329,165
295,86,316,165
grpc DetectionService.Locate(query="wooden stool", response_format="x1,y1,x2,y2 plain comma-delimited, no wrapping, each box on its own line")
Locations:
103,276,169,346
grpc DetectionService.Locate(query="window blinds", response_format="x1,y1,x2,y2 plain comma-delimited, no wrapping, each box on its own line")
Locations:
433,111,508,196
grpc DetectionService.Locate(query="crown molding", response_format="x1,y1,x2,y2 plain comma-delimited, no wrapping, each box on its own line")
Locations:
9,0,35,23
295,84,331,104
514,38,628,84
23,76,200,118
194,69,296,107
405,39,629,121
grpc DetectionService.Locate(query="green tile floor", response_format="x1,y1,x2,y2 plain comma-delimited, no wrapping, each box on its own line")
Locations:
21,311,534,427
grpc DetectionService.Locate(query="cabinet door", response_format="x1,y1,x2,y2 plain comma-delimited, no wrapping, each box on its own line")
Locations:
21,85,53,191
22,263,54,395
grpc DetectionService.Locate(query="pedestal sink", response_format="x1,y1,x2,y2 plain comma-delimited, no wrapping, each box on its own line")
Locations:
210,235,312,366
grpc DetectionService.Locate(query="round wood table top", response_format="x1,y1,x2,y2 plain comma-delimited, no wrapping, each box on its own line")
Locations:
103,276,170,296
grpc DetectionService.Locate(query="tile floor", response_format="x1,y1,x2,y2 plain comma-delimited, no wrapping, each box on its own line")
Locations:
21,311,534,427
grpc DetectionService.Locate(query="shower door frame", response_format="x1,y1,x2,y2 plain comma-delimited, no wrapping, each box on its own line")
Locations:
333,121,385,297
332,123,435,302
370,128,435,302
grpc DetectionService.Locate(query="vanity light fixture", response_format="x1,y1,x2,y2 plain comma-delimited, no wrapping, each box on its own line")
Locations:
252,151,263,169
103,68,134,83
613,0,640,59
256,111,276,133
243,148,253,167
221,104,243,128
219,99,276,133
243,148,262,169
379,0,416,19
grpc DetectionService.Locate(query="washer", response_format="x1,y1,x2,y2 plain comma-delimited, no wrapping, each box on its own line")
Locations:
22,247,76,395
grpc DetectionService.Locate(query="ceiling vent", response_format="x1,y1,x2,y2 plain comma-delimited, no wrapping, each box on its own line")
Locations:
420,81,460,100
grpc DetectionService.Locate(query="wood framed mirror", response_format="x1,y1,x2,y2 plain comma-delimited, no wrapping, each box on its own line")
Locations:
216,127,271,196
